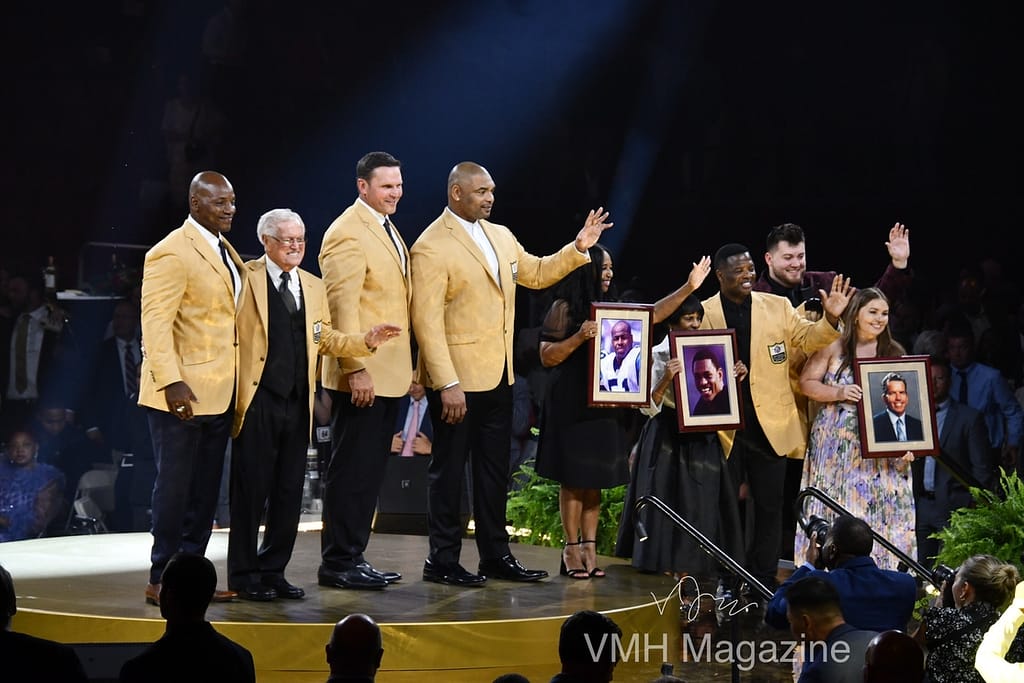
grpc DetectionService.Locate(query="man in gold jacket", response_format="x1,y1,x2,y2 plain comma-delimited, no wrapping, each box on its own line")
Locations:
138,171,244,604
410,161,612,586
699,243,853,590
228,208,400,601
317,152,413,590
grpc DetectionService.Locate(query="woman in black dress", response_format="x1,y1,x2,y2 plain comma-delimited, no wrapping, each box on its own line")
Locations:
534,245,710,579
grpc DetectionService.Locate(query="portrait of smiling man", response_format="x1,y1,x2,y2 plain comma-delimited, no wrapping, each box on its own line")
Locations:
871,371,924,443
690,346,729,416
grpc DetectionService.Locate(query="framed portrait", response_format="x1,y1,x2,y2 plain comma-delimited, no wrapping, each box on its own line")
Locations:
668,329,744,432
854,355,939,458
588,302,653,407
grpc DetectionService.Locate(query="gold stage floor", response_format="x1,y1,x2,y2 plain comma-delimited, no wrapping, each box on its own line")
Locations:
1,530,682,682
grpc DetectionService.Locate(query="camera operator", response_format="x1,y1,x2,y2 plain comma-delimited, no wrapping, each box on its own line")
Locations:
912,555,1019,683
766,515,917,633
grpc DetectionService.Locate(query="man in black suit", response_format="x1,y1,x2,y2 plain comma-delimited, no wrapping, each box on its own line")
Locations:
82,300,155,531
871,372,924,442
911,356,995,566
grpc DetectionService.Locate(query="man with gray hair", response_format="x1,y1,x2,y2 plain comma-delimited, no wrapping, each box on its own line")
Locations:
227,208,400,601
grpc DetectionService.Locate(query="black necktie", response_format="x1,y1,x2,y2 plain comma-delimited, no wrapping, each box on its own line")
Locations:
219,240,235,293
383,218,405,271
279,271,297,314
124,340,139,398
958,369,969,403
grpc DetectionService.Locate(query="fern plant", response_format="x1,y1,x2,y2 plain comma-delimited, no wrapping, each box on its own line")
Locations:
506,462,626,556
932,469,1024,572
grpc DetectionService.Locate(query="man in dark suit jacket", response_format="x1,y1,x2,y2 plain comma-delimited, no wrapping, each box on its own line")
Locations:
912,357,995,566
119,553,255,683
871,372,924,442
766,515,917,633
784,576,878,683
82,300,155,532
390,382,433,456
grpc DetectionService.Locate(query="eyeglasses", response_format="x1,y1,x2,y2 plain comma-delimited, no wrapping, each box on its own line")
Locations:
268,235,306,246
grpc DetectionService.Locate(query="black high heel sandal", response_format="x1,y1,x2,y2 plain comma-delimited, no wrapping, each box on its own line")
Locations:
581,540,605,578
560,541,590,579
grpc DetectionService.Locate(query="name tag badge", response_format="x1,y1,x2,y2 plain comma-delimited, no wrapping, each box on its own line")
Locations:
312,320,322,343
510,260,518,282
768,341,787,364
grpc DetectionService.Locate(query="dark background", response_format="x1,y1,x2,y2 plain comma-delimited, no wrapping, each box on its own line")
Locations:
4,0,1020,306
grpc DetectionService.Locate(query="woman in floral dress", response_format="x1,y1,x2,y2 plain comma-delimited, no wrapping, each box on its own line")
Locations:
794,287,916,569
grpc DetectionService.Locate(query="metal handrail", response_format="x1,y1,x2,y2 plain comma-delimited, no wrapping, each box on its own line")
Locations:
633,494,773,601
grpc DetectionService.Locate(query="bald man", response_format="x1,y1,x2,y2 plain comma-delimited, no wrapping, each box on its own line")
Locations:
139,171,243,604
410,161,611,586
326,613,383,682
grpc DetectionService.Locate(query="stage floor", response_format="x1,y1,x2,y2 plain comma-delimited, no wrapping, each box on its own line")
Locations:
2,529,693,682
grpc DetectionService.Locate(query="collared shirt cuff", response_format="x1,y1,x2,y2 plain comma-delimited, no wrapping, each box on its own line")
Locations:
441,381,460,391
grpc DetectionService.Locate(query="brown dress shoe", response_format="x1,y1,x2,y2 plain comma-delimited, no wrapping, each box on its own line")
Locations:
145,583,161,606
211,588,238,602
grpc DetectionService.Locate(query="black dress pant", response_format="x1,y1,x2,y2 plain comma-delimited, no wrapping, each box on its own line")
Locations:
228,386,309,587
320,390,397,570
426,378,512,567
147,407,231,585
729,431,788,588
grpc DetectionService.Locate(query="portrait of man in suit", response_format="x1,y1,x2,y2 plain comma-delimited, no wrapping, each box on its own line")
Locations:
689,346,729,416
871,371,924,442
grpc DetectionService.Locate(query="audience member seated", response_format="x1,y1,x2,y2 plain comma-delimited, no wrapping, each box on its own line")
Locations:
765,515,917,633
119,552,256,683
0,562,88,681
551,609,622,683
975,579,1024,682
0,430,65,541
493,674,531,683
326,612,383,682
31,399,106,514
863,629,925,683
390,382,432,456
913,554,1019,683
785,576,878,683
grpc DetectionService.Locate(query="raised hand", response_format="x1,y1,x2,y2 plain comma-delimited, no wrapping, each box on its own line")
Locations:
573,207,613,252
687,255,712,291
819,275,855,324
885,222,910,269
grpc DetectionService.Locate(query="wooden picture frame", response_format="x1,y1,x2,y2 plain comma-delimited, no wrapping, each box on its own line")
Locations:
668,329,744,432
588,302,653,407
854,355,939,458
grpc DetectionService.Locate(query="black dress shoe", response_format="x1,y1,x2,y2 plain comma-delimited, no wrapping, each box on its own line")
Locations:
478,554,549,582
357,562,402,583
262,577,305,599
422,560,487,587
233,583,277,602
318,566,387,590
